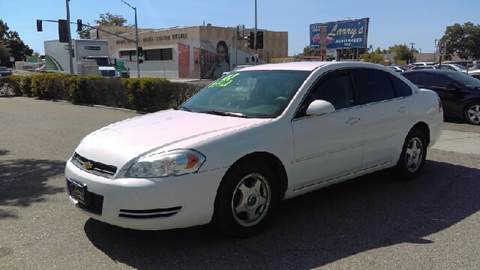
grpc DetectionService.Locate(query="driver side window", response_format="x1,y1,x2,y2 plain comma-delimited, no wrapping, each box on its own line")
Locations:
299,70,355,117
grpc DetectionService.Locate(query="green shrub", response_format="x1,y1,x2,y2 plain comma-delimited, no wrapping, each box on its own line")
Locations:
21,76,32,96
1,73,204,112
30,73,70,100
0,75,23,96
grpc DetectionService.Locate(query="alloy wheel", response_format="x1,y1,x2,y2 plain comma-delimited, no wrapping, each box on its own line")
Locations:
404,137,424,173
231,173,271,227
466,104,480,125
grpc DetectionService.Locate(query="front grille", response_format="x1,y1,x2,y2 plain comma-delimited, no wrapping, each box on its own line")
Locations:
119,206,182,219
71,152,117,178
77,191,104,215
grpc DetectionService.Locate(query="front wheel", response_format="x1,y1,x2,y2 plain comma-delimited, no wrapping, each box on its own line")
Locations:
394,129,428,180
213,160,279,237
464,103,480,125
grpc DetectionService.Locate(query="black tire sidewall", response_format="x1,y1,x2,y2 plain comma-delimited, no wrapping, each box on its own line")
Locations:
213,160,279,237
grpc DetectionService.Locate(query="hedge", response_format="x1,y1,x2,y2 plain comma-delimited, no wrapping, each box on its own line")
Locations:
0,73,205,112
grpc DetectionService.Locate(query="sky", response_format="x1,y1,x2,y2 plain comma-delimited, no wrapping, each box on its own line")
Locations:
1,0,479,56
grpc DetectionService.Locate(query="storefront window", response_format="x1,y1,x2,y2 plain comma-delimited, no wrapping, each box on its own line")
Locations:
144,48,173,61
119,50,136,61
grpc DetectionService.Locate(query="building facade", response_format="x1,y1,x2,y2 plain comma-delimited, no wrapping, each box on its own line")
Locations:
95,25,288,79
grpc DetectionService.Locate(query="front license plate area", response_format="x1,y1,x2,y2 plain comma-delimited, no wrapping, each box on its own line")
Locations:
66,178,87,205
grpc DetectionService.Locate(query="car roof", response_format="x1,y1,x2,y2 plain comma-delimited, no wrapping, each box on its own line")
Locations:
403,69,457,75
240,61,388,72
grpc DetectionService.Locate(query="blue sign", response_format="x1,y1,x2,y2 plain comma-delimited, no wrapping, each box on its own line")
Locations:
310,18,369,49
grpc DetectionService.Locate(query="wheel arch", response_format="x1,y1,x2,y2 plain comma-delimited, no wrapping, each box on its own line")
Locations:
410,121,430,146
226,151,289,199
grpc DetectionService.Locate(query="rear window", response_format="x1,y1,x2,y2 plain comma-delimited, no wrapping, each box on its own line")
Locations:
402,72,417,84
351,68,396,104
389,75,412,97
416,73,450,88
445,72,480,88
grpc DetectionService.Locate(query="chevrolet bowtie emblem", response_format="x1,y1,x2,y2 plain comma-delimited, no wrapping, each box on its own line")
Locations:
83,161,93,170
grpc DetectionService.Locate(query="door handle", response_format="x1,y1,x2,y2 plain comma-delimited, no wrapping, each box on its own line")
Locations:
346,117,360,125
398,106,407,113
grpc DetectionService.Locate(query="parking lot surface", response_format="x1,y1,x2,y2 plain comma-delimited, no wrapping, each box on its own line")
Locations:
1,97,480,270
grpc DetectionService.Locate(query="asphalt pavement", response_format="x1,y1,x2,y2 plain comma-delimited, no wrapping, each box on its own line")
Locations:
1,97,480,270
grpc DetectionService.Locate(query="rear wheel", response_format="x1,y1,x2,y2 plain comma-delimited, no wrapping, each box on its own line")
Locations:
394,129,428,180
213,160,279,237
464,103,480,125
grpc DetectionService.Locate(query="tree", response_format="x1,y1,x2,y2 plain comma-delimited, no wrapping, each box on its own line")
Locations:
441,22,480,60
301,46,318,56
0,20,32,62
95,13,128,26
360,48,387,64
388,44,417,64
7,31,33,61
0,19,9,40
0,41,10,65
77,27,91,39
78,13,129,39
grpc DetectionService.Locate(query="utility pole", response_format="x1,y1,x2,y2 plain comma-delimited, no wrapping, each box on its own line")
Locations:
254,0,258,64
409,42,415,64
65,0,74,74
121,0,140,78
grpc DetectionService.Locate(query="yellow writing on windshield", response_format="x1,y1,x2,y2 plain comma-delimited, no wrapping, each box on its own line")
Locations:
208,72,240,88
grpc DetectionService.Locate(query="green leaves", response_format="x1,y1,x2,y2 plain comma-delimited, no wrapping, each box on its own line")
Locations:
442,22,480,60
0,74,204,113
0,20,32,62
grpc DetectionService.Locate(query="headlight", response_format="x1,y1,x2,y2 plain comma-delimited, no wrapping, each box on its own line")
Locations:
125,149,206,178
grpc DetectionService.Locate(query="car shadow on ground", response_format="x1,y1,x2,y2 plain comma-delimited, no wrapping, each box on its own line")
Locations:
0,156,66,218
84,160,480,270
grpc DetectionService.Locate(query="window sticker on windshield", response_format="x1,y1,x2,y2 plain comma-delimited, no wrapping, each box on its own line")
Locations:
208,73,240,88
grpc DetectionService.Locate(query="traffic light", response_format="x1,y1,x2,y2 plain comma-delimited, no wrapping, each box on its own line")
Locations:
36,20,43,32
77,19,82,32
247,32,255,49
256,31,264,49
58,19,69,43
137,47,144,58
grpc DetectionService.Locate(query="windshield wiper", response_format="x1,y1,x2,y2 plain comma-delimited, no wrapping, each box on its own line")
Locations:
201,110,248,118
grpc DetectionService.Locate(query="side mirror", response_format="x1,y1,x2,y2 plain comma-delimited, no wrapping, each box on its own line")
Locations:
306,100,335,116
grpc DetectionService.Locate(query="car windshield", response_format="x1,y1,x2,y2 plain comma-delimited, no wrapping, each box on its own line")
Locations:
446,72,480,88
181,70,311,118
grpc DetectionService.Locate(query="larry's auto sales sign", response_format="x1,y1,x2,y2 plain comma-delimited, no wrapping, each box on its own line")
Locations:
310,18,369,49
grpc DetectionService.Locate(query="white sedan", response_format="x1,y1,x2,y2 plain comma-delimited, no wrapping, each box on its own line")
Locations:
65,62,443,236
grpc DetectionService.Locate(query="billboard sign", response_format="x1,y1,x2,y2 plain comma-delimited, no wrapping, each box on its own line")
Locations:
310,18,369,49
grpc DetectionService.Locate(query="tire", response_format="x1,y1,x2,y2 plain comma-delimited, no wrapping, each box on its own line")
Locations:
213,160,280,237
464,103,480,125
394,128,428,180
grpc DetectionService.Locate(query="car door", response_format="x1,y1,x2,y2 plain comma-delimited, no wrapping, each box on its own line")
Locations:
290,69,363,190
351,68,413,169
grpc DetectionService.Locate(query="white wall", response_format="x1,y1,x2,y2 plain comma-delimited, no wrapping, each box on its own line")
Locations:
119,46,179,79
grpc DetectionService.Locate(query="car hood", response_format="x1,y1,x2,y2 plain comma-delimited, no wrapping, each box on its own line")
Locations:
75,109,267,168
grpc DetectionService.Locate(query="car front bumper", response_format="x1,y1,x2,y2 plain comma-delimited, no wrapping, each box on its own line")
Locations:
64,160,227,230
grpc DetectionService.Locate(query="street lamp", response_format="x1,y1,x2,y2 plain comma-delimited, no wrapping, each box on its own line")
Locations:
120,0,140,78
65,0,74,74
254,0,258,64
